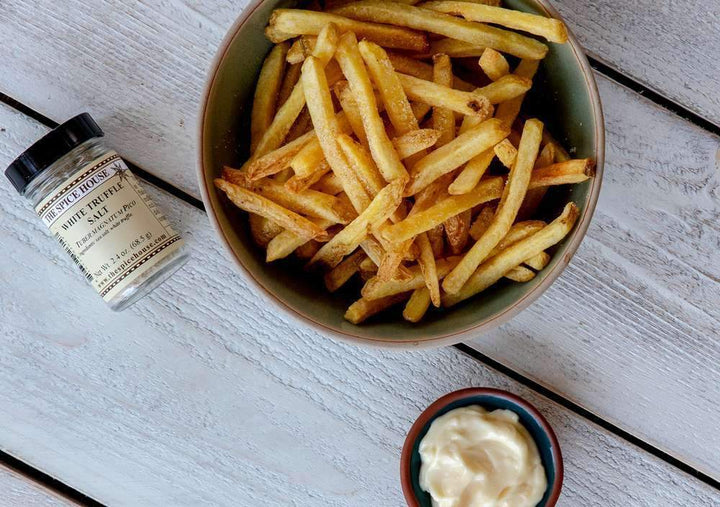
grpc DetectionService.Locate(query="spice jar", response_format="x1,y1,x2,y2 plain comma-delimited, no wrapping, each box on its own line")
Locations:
5,113,189,311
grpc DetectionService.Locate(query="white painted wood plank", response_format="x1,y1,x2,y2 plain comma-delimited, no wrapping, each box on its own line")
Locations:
467,73,720,477
553,0,720,125
1,104,717,505
0,466,72,507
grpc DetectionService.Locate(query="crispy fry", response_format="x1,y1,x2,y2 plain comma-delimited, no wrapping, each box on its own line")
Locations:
289,141,327,178
397,73,492,118
386,176,503,242
432,54,456,147
542,130,571,162
505,265,535,282
324,249,366,291
285,107,313,142
295,240,321,259
495,59,539,128
469,205,496,240
336,134,386,196
443,119,543,294
277,62,302,108
386,52,475,91
479,48,509,81
415,232,441,306
445,209,471,254
331,2,548,59
222,166,251,187
345,293,408,324
266,218,334,262
313,171,345,195
403,287,432,322
308,179,404,268
302,55,372,213
429,38,486,57
427,224,445,257
422,1,568,43
488,220,546,257
392,129,441,159
287,36,317,64
524,251,550,271
285,162,331,193
334,81,369,146
529,158,595,188
444,203,578,306
254,24,340,159
215,179,327,240
447,148,495,195
251,43,289,153
494,138,518,168
406,118,509,195
517,143,555,219
254,178,353,224
247,128,318,180
249,213,284,247
476,74,532,104
267,9,429,51
362,256,459,300
336,34,409,183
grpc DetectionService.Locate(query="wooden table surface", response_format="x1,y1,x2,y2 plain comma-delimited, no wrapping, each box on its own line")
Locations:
1,1,719,505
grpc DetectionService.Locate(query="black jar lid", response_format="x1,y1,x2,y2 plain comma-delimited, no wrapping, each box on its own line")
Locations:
5,113,104,194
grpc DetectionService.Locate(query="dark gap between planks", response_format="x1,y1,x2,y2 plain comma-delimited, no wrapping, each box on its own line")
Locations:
2,55,720,496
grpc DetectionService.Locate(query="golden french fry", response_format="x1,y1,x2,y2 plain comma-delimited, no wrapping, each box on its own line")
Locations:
406,118,509,195
505,265,535,282
529,158,595,188
266,218,334,262
444,203,578,306
278,62,302,108
416,232,441,306
285,162,331,194
386,176,504,242
362,256,459,300
247,127,318,180
313,171,345,195
447,148,495,195
429,38,486,57
411,102,433,121
324,249,366,291
469,205,496,240
427,224,445,257
249,213,284,247
494,138,518,168
295,240,321,259
432,54,456,147
488,220,546,257
254,24,340,160
302,55,372,213
336,134,386,196
267,9,429,51
479,48,509,81
359,256,377,272
287,36,317,64
345,293,408,324
331,2,548,59
397,73,492,118
308,179,404,268
542,130,572,162
222,166,252,188
254,178,353,224
386,52,475,91
443,118,543,294
393,129,441,160
422,1,568,43
535,142,555,168
517,143,555,219
251,43,289,154
445,209,471,254
524,251,550,271
336,34,409,183
334,81,369,146
495,59,540,128
476,74,532,104
286,107,314,142
290,141,327,178
215,179,327,240
403,287,432,322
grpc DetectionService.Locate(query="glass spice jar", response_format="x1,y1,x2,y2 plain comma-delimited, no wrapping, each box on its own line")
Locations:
5,113,189,311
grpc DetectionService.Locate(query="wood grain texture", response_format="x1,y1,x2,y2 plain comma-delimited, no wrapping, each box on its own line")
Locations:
0,466,72,507
1,104,717,505
467,74,720,478
552,0,720,125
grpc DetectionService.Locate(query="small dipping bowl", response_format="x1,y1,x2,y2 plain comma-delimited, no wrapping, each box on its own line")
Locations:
401,388,563,506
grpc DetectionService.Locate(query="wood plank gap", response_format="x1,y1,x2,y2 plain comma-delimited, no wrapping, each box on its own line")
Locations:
2,87,719,493
1,449,104,506
588,56,720,139
454,343,720,491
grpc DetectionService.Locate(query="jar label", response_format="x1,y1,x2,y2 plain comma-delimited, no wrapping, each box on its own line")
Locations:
34,151,184,302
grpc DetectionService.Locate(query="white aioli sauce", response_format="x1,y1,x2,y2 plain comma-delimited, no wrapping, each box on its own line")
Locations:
419,405,547,507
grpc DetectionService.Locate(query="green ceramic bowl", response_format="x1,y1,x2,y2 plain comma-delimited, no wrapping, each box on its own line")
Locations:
198,0,604,348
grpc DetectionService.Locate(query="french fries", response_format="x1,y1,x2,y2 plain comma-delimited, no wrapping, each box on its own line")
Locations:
215,0,594,324
443,118,543,294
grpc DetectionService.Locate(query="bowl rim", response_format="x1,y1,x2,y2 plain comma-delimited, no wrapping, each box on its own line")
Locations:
197,0,605,349
399,387,564,507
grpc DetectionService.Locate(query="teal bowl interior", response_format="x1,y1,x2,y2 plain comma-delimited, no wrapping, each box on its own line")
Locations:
198,0,603,346
402,388,563,506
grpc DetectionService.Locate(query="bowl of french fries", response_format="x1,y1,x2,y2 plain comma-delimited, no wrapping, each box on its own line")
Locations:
198,0,604,347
